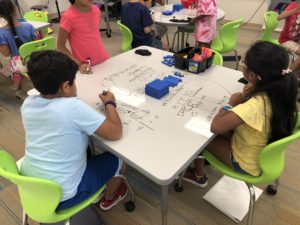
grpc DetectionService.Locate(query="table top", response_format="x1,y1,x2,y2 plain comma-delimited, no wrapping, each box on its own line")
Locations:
27,46,243,185
0,18,50,31
152,5,225,26
74,46,243,185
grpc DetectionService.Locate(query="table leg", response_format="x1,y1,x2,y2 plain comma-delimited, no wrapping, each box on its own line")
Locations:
181,30,185,50
161,185,168,225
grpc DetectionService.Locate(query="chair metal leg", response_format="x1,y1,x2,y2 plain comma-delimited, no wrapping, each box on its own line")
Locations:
177,29,180,51
119,174,136,212
246,183,256,225
234,49,239,70
22,210,28,225
267,178,279,195
165,32,170,47
171,30,179,52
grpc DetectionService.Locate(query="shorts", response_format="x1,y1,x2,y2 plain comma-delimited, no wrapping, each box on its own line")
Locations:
57,152,122,210
230,153,250,175
153,24,167,38
150,38,164,50
281,40,300,54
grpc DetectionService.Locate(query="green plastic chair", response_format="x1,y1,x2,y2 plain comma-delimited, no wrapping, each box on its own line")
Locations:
211,18,243,70
117,20,133,52
260,11,279,45
202,112,300,225
172,25,195,51
0,150,106,224
23,10,49,37
212,49,223,66
18,36,56,78
19,36,56,63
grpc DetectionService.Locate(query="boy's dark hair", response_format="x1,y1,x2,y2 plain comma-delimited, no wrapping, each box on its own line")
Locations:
245,41,298,143
69,0,75,5
0,0,23,48
27,50,78,95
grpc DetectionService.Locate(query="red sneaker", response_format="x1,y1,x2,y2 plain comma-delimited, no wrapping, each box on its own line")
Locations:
183,168,208,188
99,182,128,211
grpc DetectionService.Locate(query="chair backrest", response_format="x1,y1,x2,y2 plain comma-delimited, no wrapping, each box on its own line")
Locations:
19,36,56,63
0,150,62,222
212,49,223,66
117,20,133,52
261,11,279,44
258,112,300,183
23,11,49,37
218,18,243,52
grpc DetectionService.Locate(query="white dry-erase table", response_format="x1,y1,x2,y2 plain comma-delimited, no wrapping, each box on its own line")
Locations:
0,18,50,31
151,5,225,50
71,46,244,225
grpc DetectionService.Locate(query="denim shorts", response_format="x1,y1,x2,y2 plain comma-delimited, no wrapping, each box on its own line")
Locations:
230,153,250,175
57,152,122,210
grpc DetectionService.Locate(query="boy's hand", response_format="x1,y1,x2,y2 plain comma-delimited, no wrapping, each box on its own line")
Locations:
99,91,115,103
79,63,92,74
228,92,245,107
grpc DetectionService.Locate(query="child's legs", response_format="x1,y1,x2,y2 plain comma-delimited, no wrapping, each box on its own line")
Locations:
104,161,127,200
194,135,232,176
150,38,169,51
12,72,23,91
57,152,120,210
281,40,300,56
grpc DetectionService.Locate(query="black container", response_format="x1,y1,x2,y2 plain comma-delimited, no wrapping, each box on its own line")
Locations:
187,59,207,73
174,47,193,70
206,52,215,69
174,47,215,73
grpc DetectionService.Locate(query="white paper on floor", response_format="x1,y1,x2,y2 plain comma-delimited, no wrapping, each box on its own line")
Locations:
203,175,263,223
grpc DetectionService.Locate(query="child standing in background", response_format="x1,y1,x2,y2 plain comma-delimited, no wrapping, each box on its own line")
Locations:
278,0,300,72
190,0,217,48
0,0,35,96
184,41,298,187
121,0,169,50
57,0,109,74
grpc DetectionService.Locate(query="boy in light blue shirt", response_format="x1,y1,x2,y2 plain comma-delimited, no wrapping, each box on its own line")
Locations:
21,50,127,211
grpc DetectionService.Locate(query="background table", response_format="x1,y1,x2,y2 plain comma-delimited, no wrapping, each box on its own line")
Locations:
73,46,243,224
152,6,225,50
0,18,50,31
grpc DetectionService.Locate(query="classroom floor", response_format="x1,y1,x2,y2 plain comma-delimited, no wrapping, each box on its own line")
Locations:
1,19,300,225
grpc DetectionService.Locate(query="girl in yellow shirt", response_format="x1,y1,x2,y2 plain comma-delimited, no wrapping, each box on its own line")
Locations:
184,41,298,187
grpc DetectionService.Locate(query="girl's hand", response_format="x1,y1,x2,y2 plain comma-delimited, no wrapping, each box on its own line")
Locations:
228,92,245,107
79,63,92,74
99,91,115,103
242,83,254,97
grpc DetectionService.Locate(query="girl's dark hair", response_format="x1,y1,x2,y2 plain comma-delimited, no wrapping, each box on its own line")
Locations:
27,50,79,95
0,0,23,48
244,41,298,143
69,0,75,5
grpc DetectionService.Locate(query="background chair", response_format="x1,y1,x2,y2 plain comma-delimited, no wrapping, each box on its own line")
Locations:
202,112,300,225
260,11,279,45
0,150,106,225
23,10,49,37
212,49,223,66
211,18,243,70
171,25,195,52
117,20,133,52
19,36,56,63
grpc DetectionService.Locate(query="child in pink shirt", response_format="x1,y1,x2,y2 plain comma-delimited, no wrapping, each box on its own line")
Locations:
57,0,109,74
190,0,217,48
